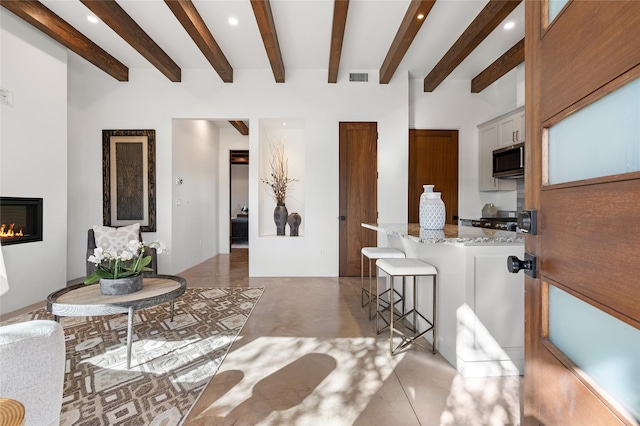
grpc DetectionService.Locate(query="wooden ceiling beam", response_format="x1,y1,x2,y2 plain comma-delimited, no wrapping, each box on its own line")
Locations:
250,0,285,83
379,0,436,84
229,120,249,136
471,38,524,93
1,0,128,81
81,0,181,82
423,0,521,92
328,0,349,84
164,0,233,83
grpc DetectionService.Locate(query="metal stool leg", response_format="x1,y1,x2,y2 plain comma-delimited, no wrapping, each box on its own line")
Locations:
432,275,437,353
388,274,437,356
368,257,377,320
389,274,395,355
376,267,382,334
375,270,405,334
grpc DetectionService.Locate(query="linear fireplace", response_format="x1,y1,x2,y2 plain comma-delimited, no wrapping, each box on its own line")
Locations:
0,197,43,246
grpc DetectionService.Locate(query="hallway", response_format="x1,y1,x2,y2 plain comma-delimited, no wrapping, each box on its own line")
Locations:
181,249,522,425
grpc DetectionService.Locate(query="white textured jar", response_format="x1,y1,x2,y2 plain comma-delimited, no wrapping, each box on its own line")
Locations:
419,189,446,230
419,184,435,228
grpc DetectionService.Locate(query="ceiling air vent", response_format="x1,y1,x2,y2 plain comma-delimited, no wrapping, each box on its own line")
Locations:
349,73,369,82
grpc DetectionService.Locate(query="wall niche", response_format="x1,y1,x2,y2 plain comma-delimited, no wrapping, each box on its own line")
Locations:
258,119,305,237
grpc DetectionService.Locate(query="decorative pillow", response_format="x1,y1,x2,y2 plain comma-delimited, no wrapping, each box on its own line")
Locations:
93,223,140,251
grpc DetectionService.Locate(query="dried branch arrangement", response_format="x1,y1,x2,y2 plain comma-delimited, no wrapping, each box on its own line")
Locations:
261,141,298,204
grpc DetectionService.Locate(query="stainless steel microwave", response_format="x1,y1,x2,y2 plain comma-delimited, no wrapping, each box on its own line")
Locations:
493,143,524,178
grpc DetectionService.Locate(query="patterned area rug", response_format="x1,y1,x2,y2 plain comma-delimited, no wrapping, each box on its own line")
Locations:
3,287,264,425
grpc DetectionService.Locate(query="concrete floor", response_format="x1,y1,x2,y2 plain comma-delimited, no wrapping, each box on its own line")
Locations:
181,249,523,426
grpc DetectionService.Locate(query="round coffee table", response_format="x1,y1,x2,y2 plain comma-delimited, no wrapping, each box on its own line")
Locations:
47,275,186,369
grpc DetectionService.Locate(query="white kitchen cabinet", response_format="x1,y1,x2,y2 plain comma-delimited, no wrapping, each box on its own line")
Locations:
371,224,525,377
478,120,516,191
498,107,525,147
517,109,525,142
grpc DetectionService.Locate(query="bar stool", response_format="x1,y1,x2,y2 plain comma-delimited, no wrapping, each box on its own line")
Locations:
376,258,437,356
361,247,405,320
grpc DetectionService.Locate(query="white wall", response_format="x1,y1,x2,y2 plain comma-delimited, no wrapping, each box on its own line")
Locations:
0,14,524,311
171,119,219,274
410,67,524,219
67,59,408,277
0,11,68,314
66,59,520,278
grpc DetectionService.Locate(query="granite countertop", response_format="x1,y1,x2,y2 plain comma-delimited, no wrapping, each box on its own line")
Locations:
362,223,525,246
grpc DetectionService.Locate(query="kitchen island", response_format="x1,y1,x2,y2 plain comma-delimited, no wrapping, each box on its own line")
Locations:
363,223,525,377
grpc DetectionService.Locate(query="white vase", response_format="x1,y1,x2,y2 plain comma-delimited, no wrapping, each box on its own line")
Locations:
419,188,446,230
422,184,434,194
420,228,445,240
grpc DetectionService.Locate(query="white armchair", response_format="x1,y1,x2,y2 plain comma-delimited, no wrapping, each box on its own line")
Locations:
0,320,65,426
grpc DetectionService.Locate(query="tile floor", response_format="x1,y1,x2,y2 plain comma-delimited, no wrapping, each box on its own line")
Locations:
181,249,523,425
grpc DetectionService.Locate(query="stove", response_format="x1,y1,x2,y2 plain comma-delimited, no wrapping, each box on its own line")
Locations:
470,217,518,231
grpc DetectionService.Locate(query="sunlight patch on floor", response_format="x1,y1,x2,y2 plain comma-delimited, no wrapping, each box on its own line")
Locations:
196,336,402,424
440,373,521,425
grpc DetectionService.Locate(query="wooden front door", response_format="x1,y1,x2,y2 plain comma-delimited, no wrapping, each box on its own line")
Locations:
408,129,459,224
524,2,640,424
339,122,377,276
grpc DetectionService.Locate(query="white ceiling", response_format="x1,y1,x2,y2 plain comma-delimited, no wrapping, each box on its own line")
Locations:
36,0,524,84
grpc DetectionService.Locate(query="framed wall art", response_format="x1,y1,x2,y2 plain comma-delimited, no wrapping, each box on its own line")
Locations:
102,129,156,232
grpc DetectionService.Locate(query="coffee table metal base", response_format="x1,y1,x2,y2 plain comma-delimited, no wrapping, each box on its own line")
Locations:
47,275,187,369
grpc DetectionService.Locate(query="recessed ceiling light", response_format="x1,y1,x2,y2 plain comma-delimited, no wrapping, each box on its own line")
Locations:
282,122,287,126
417,14,425,20
504,21,515,30
228,17,238,26
87,15,99,24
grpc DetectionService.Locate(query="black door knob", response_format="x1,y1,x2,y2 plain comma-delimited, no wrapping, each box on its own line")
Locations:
340,215,346,221
508,256,529,273
507,253,537,278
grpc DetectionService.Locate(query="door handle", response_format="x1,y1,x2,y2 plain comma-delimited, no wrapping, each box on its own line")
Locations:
340,216,346,221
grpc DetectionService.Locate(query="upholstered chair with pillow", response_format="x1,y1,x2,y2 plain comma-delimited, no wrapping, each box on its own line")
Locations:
86,223,157,277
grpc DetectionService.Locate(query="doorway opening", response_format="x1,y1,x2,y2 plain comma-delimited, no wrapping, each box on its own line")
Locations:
230,150,249,250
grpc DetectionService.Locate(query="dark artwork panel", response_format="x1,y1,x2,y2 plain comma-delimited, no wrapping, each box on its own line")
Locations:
115,142,144,220
102,129,156,232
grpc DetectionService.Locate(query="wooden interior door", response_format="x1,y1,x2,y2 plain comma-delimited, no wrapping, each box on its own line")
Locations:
524,2,640,424
408,129,459,224
339,122,377,276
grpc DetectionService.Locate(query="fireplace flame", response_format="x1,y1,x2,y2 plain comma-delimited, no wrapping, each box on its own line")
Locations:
0,223,24,238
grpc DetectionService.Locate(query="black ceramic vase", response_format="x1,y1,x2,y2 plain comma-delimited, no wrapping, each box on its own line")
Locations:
287,212,302,236
274,203,288,236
